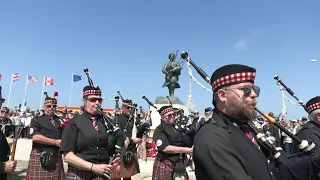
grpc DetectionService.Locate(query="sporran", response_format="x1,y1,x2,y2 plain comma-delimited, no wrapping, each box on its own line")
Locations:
40,151,56,168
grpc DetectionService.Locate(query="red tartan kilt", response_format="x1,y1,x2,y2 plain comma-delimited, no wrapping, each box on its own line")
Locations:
25,149,65,180
111,149,140,178
152,157,189,180
66,166,108,180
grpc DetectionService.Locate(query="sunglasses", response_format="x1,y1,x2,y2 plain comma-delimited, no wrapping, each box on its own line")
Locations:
87,98,103,103
166,114,174,118
0,111,6,113
46,105,57,108
227,85,260,97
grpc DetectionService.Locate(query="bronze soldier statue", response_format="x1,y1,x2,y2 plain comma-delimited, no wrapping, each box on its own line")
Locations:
162,53,182,97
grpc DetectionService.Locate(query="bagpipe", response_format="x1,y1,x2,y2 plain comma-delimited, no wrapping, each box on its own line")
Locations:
83,68,126,157
117,90,149,139
142,95,193,148
137,108,151,138
180,51,320,179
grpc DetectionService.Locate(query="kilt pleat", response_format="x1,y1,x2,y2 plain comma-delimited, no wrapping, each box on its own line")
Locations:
152,157,189,180
111,150,140,178
26,149,65,180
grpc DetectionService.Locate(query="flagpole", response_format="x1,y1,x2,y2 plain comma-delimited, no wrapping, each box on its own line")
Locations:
68,73,74,107
6,75,13,107
22,75,28,108
39,76,45,109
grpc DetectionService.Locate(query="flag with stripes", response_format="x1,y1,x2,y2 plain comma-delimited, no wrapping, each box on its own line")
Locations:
27,75,38,84
12,73,20,82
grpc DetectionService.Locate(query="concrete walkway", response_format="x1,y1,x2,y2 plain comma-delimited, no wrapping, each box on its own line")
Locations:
12,159,196,180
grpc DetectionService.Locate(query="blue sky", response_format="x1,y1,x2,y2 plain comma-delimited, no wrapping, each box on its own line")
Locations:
0,1,319,119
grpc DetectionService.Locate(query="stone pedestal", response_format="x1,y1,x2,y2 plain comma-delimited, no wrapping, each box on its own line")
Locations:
148,96,188,137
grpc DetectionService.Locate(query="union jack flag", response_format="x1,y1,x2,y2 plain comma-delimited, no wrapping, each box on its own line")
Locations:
27,75,38,84
11,73,20,82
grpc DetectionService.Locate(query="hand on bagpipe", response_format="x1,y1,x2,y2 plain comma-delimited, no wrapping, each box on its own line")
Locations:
84,68,127,157
142,95,194,148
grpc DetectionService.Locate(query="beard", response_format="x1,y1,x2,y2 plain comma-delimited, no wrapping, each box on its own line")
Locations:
225,95,257,121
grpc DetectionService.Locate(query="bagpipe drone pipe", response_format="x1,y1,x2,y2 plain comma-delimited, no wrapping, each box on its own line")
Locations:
180,51,320,179
142,95,193,148
84,68,126,157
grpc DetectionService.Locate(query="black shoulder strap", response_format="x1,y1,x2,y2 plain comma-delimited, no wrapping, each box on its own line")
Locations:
299,122,315,132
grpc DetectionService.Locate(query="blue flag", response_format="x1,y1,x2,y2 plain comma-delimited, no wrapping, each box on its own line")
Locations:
73,75,82,82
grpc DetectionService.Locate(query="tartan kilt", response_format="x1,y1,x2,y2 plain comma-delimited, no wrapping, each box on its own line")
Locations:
26,149,65,180
111,147,140,178
66,165,108,180
152,157,189,180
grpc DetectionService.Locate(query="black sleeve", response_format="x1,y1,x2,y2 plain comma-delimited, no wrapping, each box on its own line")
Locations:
153,128,170,151
293,129,317,153
193,127,252,180
0,162,4,174
117,118,126,131
135,117,141,127
272,126,280,146
60,119,78,152
29,118,41,137
297,129,317,143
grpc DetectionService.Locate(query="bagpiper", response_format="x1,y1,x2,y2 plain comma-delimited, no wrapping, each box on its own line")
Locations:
26,92,65,179
0,85,17,179
112,99,141,180
152,105,193,180
60,85,123,179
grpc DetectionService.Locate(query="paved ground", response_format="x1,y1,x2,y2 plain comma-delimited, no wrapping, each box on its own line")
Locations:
11,159,196,180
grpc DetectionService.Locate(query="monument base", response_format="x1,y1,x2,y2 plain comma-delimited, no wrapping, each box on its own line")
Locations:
155,96,185,106
148,96,189,137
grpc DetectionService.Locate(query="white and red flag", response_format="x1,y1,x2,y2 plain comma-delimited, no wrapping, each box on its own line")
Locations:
44,77,54,86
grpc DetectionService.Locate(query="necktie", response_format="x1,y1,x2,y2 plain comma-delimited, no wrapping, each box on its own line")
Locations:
50,117,55,127
240,125,260,150
91,117,98,131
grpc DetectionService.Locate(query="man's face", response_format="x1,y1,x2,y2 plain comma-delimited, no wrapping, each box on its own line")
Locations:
162,111,175,124
82,95,102,115
0,109,7,118
122,104,132,116
205,111,212,118
219,82,258,120
194,110,199,118
44,102,56,116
